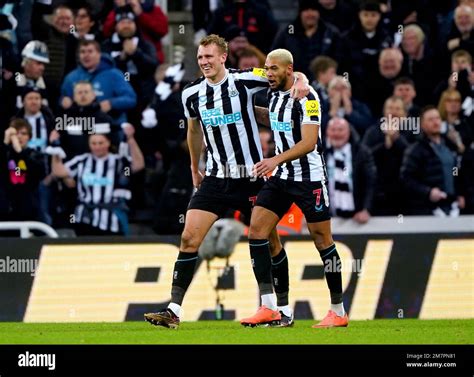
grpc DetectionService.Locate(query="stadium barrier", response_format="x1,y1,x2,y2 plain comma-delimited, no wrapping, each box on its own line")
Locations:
0,217,473,322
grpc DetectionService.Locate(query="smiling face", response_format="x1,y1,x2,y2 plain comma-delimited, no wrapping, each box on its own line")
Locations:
264,55,293,91
197,43,227,83
326,118,350,149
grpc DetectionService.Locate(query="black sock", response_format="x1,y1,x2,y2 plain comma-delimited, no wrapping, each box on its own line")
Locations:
318,244,343,304
249,239,273,296
271,248,289,306
170,251,198,306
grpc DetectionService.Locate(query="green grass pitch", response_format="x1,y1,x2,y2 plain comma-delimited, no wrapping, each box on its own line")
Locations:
0,319,472,344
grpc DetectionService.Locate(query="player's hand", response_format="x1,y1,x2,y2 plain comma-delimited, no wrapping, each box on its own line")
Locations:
191,169,204,189
253,157,278,177
429,187,447,202
290,78,310,99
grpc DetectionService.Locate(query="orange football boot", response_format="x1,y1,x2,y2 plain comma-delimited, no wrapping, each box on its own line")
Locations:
240,306,281,327
312,310,349,328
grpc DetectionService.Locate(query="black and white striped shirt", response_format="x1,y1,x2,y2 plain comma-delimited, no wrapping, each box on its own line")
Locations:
181,68,269,178
65,153,131,233
269,87,326,182
25,114,48,153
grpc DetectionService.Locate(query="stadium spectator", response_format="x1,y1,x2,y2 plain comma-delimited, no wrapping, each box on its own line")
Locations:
433,50,473,115
0,119,46,221
393,77,421,118
223,25,249,69
51,123,145,236
400,24,439,106
271,0,341,80
324,117,376,223
60,40,137,125
362,96,410,215
38,5,76,105
17,87,55,155
310,55,338,130
103,0,168,63
327,76,373,136
0,12,18,125
444,5,474,55
459,142,474,214
317,0,357,34
237,47,265,70
360,47,404,117
102,8,157,103
343,0,392,87
13,41,50,115
259,127,274,158
54,81,118,161
66,4,101,60
400,106,463,216
207,0,278,53
438,88,473,153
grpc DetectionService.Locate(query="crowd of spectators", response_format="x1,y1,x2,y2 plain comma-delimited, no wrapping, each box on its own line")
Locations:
0,0,473,236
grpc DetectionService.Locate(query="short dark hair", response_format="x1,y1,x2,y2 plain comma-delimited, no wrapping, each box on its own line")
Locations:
394,76,415,88
78,39,101,53
9,118,32,138
310,56,338,79
420,105,438,122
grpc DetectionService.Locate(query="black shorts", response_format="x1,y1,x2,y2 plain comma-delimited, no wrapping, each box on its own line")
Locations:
255,176,331,223
187,176,265,223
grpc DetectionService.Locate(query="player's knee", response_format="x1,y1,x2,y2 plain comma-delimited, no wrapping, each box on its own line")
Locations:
310,229,333,251
180,229,200,251
248,223,269,240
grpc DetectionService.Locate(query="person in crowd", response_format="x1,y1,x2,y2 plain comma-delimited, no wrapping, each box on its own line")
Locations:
317,0,357,34
362,96,410,215
361,47,404,117
459,142,474,214
343,0,392,88
393,77,421,118
38,5,76,104
433,49,473,115
207,0,278,53
103,0,168,63
271,0,341,80
444,5,474,55
102,8,157,104
400,24,439,106
0,118,46,221
324,117,376,223
67,4,101,60
53,80,118,161
0,11,18,125
327,76,373,136
237,47,265,70
51,123,145,236
310,55,338,130
60,40,137,125
438,88,473,154
400,106,464,216
13,41,50,115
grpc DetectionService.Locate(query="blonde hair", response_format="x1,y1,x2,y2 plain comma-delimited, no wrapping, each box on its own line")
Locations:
199,34,228,54
438,89,462,120
328,76,351,90
267,49,293,65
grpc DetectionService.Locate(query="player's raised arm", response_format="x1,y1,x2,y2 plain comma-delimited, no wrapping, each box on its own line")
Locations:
187,118,205,188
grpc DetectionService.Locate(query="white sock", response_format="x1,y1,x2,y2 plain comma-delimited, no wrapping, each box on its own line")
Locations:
331,303,345,317
278,305,292,317
167,302,181,317
261,294,277,310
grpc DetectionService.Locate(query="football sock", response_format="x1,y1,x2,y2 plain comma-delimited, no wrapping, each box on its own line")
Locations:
271,248,289,307
278,305,292,317
167,302,181,317
318,244,344,307
331,303,345,317
261,294,277,310
170,251,198,309
249,239,275,309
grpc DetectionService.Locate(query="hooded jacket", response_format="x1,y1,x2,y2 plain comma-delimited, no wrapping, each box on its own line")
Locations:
60,54,137,124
